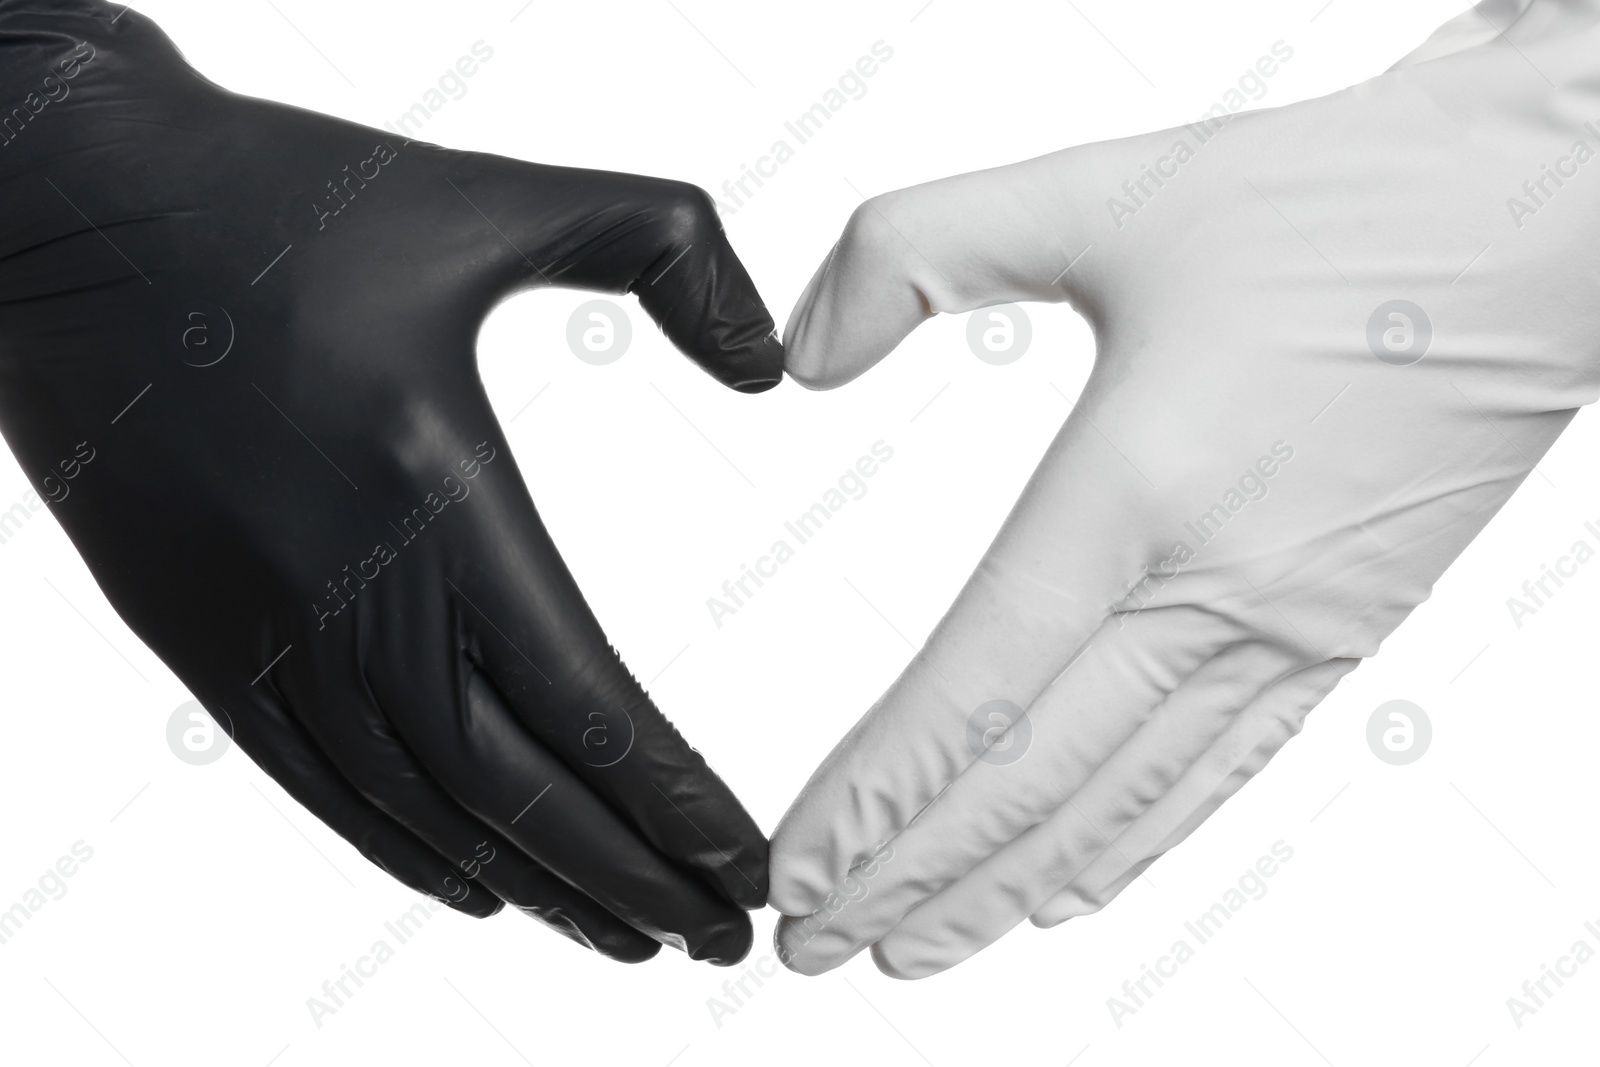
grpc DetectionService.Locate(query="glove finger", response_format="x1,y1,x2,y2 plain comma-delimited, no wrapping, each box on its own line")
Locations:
769,402,1156,917
268,658,659,962
216,685,502,919
1029,657,1355,928
447,456,768,911
433,152,782,392
1030,857,1157,925
359,570,754,966
871,655,1351,979
463,667,754,964
773,605,1232,976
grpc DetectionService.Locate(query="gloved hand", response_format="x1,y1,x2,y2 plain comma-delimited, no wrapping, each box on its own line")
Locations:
770,0,1600,978
0,0,779,964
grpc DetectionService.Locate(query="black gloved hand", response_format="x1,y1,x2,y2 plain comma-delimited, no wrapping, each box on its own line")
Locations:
0,0,779,964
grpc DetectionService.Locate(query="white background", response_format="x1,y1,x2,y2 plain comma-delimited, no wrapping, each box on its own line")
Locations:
1,1,1596,1064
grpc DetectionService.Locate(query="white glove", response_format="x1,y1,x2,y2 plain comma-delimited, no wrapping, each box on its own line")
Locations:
769,0,1600,979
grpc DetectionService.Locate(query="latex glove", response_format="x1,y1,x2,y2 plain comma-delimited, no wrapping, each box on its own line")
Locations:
0,0,780,964
770,0,1600,978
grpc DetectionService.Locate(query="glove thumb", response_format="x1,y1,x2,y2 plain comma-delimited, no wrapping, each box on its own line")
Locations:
430,152,785,393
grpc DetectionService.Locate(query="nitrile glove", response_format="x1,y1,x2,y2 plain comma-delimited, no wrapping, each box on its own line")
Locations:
770,0,1600,978
0,0,780,964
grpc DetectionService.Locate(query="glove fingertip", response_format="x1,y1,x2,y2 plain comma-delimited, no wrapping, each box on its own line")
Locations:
773,914,852,977
513,904,661,963
694,913,755,968
870,939,934,982
605,940,664,964
445,892,505,919
707,328,784,394
765,834,833,917
729,872,770,912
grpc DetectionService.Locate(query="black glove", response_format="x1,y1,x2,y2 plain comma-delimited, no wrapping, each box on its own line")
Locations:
0,0,780,964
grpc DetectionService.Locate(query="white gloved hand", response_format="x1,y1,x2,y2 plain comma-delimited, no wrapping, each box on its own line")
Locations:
770,0,1600,979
